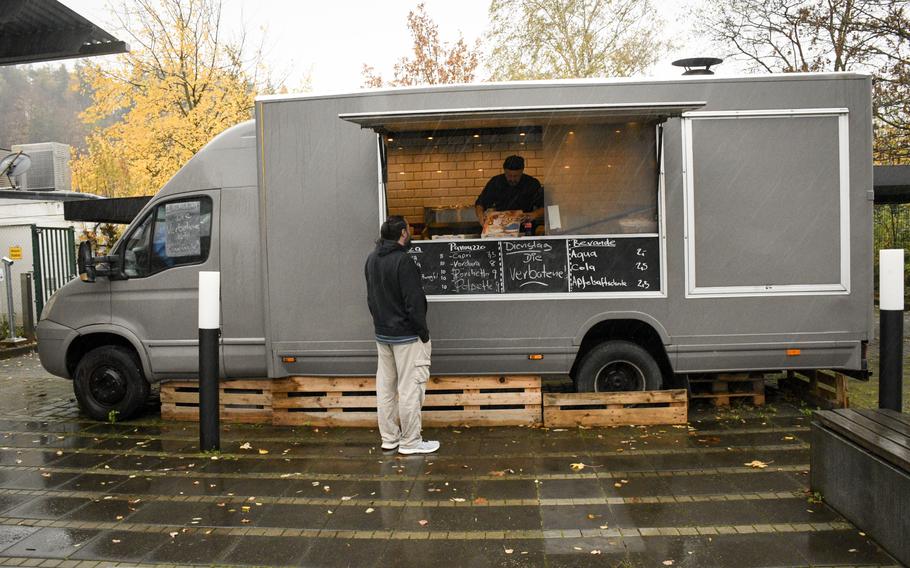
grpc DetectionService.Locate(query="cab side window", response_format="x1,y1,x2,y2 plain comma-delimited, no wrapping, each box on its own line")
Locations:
122,197,213,278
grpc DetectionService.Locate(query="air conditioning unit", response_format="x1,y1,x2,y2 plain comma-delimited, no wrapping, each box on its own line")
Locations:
3,142,72,191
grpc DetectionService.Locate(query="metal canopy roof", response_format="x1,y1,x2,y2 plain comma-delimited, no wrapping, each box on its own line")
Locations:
339,102,707,132
874,165,910,205
63,196,151,224
0,0,127,66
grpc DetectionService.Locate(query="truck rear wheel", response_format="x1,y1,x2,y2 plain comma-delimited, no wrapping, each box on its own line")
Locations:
73,346,150,421
575,340,662,392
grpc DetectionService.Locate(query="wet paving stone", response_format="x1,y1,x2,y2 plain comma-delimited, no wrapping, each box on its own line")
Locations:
256,503,331,530
3,496,94,519
296,538,389,568
0,525,38,554
407,478,472,500
60,497,145,522
541,537,633,568
144,531,236,564
378,538,545,568
128,499,271,527
48,451,115,469
101,453,169,471
0,527,100,558
69,529,172,563
397,505,541,532
728,471,807,493
322,504,404,531
222,535,310,566
474,479,539,500
1,470,81,490
539,479,604,499
0,494,33,515
55,472,128,492
0,449,62,467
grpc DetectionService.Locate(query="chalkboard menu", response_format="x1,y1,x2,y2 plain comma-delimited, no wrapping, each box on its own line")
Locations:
407,236,659,296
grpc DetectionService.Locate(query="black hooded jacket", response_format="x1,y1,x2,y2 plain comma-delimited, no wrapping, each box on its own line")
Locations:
364,240,429,342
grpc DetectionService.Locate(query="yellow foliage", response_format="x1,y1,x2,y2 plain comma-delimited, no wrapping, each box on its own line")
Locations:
72,0,262,197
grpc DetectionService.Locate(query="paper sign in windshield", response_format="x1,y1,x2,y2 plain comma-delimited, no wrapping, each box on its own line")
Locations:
165,201,201,257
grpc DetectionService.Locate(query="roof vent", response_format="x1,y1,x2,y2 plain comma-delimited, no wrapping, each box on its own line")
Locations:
672,57,723,76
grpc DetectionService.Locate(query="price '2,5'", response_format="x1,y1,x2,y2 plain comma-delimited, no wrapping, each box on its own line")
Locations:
637,280,650,289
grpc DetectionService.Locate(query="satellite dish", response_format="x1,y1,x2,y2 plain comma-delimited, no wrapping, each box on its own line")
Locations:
0,152,31,189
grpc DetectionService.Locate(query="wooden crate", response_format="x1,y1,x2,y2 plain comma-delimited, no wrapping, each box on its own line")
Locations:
542,389,688,427
781,370,849,409
160,380,273,424
688,373,766,407
272,375,542,427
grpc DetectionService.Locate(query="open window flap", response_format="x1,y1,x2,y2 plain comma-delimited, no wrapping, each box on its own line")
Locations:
339,102,706,133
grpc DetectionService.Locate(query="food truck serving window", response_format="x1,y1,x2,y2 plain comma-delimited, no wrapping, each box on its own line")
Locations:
341,102,704,299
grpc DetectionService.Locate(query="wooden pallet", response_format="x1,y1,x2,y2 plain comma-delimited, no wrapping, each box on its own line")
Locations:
687,373,766,407
781,370,849,409
542,389,688,427
272,375,542,427
160,380,273,424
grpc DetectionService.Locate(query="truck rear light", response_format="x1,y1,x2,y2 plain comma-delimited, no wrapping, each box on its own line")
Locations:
282,356,297,363
786,349,801,356
528,354,544,360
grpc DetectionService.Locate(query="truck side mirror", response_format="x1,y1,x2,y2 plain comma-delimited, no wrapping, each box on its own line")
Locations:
78,241,96,283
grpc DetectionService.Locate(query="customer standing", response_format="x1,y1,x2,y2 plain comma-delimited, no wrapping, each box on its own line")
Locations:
365,216,440,455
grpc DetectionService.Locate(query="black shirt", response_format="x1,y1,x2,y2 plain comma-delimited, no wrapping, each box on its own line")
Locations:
475,174,543,212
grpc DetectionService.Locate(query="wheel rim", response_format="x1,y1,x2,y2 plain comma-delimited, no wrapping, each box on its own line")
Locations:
593,359,646,392
88,366,128,405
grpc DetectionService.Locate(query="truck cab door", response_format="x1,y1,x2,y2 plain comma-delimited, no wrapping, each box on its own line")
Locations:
110,191,220,378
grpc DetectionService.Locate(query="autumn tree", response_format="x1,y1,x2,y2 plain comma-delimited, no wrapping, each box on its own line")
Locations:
362,3,480,88
72,0,276,197
0,65,92,151
485,0,670,80
696,0,909,164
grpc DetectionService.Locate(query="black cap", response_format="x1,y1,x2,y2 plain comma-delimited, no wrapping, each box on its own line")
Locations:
503,155,525,170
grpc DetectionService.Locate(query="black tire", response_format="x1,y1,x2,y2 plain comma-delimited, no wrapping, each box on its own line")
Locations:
575,340,662,392
73,346,150,421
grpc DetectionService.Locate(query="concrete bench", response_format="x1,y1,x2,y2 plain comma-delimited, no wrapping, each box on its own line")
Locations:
811,409,910,566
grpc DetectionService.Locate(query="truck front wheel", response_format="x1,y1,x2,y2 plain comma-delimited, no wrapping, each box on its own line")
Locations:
73,346,150,421
575,340,662,392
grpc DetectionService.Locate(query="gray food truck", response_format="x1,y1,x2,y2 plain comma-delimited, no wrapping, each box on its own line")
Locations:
36,72,873,420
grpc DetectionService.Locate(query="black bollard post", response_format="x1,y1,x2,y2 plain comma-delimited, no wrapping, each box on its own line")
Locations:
198,271,221,450
879,250,904,412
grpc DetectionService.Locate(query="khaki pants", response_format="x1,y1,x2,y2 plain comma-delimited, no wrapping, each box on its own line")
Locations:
376,339,431,450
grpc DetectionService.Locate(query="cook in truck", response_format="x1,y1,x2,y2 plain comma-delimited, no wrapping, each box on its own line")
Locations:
474,155,545,230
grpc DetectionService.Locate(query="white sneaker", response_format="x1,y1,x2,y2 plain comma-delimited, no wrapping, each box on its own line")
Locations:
380,441,399,450
398,440,440,455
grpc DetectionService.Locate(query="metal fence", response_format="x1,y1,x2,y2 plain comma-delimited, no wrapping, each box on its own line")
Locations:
31,226,75,317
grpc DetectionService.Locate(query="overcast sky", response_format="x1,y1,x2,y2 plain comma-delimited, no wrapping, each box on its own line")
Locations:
60,0,719,93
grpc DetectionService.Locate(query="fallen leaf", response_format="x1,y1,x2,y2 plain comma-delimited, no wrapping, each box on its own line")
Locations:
489,470,507,477
473,497,488,505
169,532,178,538
504,548,513,554
591,550,602,555
240,518,251,524
663,561,674,566
570,463,586,471
848,548,857,553
450,497,466,503
744,460,769,469
418,519,429,526
311,481,321,486
111,539,121,544
258,449,269,455
239,442,252,450
599,524,609,529
614,482,623,488
365,508,375,514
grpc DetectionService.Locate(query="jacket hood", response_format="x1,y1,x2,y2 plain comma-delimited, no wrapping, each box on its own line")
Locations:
376,239,405,257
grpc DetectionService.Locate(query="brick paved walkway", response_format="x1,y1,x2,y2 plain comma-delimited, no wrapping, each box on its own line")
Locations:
0,352,900,567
